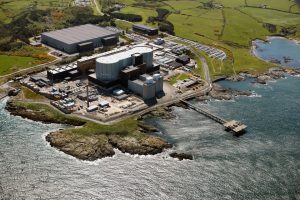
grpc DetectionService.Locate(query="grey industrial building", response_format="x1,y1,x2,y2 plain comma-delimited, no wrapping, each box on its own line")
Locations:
132,24,158,36
128,73,163,100
41,24,119,54
88,45,163,100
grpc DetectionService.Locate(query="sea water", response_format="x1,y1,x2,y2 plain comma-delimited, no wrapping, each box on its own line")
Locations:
253,37,300,68
0,38,300,199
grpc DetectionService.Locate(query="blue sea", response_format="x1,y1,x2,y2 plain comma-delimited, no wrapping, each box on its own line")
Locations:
0,37,299,199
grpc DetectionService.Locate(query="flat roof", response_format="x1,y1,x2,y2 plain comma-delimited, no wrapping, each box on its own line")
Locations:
96,46,153,64
122,66,139,73
132,79,144,86
133,24,158,31
42,24,116,45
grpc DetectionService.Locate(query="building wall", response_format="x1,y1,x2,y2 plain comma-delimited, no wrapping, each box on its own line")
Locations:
96,61,120,81
128,80,143,96
155,78,163,93
128,80,157,100
41,33,117,54
41,34,71,53
77,58,96,73
95,50,153,82
143,83,156,100
132,26,158,36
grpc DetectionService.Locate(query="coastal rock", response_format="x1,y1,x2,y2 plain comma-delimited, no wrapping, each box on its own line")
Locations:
138,121,159,133
5,101,85,126
196,95,210,101
146,106,176,119
46,131,115,161
209,84,252,100
284,68,300,76
169,152,193,160
108,135,172,155
256,75,270,84
226,74,246,82
46,131,172,161
6,100,173,161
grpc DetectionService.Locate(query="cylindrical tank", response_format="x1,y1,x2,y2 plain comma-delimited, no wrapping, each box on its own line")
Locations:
96,57,120,81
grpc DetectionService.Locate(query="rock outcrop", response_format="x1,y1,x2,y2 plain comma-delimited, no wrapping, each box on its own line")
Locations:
108,135,172,155
46,131,115,160
46,131,172,161
209,84,252,100
169,152,193,160
145,106,176,119
6,100,172,161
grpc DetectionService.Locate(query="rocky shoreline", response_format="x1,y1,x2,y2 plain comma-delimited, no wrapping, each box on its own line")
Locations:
5,66,299,161
46,131,172,161
208,83,252,101
226,67,300,85
5,100,172,161
6,100,86,126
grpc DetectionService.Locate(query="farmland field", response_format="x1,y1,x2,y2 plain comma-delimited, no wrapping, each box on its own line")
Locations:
116,0,300,76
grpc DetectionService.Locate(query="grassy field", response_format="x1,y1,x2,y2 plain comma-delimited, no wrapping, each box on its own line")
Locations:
169,73,191,85
0,45,55,76
116,0,300,77
21,87,47,100
120,6,158,23
0,55,38,75
0,0,72,23
0,0,72,76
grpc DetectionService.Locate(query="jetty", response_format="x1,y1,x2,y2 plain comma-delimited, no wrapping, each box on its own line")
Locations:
180,100,247,135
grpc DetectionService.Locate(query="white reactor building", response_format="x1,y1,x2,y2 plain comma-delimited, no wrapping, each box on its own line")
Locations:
95,46,153,82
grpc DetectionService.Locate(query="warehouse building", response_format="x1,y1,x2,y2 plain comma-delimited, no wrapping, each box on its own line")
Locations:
41,24,119,54
133,24,158,36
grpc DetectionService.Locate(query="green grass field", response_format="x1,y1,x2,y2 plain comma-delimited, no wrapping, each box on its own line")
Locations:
1,0,299,77
0,45,55,76
169,73,191,85
116,0,300,77
0,0,72,23
0,55,38,75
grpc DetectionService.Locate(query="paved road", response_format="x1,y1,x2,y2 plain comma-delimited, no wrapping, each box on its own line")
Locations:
93,0,102,15
199,56,212,85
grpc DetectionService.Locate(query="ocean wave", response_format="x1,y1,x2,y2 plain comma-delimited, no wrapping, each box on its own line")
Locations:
249,93,262,98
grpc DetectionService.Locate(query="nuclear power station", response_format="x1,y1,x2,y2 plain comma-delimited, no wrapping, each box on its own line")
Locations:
88,45,163,100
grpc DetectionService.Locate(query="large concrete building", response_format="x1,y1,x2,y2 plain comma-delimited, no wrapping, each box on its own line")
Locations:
88,45,163,100
41,24,118,54
128,73,163,100
95,46,153,82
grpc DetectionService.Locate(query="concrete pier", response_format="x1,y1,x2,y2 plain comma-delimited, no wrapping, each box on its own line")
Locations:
180,100,247,135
